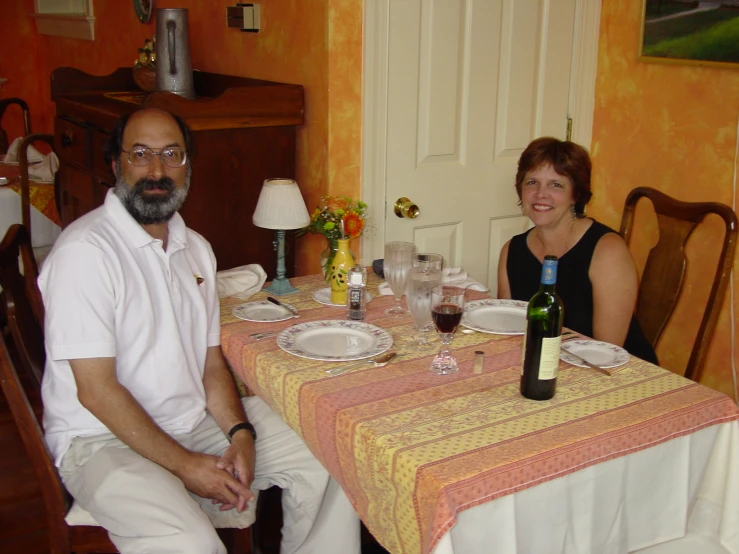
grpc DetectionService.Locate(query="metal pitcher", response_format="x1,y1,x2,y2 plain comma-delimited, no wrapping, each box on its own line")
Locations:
155,8,196,99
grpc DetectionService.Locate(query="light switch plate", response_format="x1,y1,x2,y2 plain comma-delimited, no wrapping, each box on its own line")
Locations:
227,3,260,32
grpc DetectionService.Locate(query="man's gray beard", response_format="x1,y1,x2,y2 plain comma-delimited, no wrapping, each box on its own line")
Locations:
113,162,192,224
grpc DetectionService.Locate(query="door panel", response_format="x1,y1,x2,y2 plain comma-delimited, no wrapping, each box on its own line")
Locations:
384,0,576,290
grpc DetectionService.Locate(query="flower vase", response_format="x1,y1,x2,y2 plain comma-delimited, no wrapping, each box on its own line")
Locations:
329,238,355,305
321,239,356,281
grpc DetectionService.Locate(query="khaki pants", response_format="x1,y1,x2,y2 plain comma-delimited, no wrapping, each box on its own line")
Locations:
59,396,361,554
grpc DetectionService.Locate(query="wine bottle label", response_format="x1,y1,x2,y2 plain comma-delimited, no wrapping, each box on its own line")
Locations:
521,331,527,374
538,336,561,379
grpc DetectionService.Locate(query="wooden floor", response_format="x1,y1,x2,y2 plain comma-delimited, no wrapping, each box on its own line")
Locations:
0,387,388,554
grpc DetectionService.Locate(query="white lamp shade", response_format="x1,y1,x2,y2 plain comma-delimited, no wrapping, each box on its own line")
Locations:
252,178,311,230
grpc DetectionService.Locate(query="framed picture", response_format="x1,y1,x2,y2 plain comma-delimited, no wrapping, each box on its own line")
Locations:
639,0,739,68
133,0,154,24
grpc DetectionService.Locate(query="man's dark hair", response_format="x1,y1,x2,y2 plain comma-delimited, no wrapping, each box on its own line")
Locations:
104,109,194,165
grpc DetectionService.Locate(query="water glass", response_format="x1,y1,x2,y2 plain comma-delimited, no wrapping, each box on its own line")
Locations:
384,241,417,317
429,286,466,375
413,253,443,271
406,266,442,345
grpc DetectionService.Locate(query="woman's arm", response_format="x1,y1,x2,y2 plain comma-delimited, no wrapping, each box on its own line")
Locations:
497,240,512,299
589,233,639,346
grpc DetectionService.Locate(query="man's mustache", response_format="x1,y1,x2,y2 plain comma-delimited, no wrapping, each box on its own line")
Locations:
134,177,176,194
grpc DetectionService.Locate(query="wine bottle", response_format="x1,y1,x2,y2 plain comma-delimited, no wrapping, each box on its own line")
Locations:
520,255,564,401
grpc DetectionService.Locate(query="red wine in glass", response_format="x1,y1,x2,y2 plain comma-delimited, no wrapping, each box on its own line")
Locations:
432,304,463,334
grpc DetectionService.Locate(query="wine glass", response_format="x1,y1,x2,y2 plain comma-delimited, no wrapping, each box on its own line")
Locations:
405,266,442,347
384,241,417,317
430,286,466,375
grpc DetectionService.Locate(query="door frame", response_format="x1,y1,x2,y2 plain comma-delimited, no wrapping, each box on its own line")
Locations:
360,0,602,262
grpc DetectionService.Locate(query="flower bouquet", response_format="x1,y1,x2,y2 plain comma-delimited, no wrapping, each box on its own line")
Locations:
304,196,368,279
132,35,157,92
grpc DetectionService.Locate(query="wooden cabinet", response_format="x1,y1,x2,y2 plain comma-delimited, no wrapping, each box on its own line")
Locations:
51,67,304,273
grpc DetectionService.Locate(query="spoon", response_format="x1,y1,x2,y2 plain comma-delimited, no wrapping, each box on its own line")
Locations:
327,352,398,376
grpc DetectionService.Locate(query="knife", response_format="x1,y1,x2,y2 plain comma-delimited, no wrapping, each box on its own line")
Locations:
267,296,300,317
561,346,612,377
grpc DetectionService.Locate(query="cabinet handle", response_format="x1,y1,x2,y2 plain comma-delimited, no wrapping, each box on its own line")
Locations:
61,130,73,148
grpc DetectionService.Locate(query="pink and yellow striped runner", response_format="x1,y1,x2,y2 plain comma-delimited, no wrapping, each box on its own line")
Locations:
221,273,739,554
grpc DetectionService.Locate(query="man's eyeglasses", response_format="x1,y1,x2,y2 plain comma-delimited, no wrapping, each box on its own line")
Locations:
121,147,188,168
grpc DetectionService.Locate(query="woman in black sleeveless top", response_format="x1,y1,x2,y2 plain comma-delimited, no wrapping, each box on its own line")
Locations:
497,137,657,364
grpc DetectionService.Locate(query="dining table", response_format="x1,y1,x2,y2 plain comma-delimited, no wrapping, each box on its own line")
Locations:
0,159,61,247
220,272,739,554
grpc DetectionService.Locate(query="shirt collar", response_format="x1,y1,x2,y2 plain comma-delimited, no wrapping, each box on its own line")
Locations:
104,188,188,250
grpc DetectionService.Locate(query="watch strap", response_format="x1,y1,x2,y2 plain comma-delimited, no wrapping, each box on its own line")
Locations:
228,421,257,442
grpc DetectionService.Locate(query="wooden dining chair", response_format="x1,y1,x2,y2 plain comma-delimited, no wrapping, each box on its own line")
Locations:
0,223,255,554
619,187,738,382
0,97,31,155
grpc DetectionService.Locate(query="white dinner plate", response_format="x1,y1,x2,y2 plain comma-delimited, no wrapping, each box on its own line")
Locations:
276,320,393,361
312,286,373,307
560,340,630,369
232,301,297,323
461,299,528,335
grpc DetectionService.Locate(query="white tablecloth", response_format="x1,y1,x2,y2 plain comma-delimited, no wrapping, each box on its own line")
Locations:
0,187,60,247
432,421,738,554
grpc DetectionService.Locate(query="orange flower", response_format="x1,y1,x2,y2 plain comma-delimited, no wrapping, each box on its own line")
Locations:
342,212,365,238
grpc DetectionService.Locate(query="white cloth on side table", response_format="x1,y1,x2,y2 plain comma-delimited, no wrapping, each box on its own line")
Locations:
216,264,267,299
378,266,488,295
3,137,45,165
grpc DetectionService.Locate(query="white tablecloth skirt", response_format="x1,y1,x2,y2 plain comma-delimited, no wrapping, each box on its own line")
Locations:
432,421,738,554
0,187,60,247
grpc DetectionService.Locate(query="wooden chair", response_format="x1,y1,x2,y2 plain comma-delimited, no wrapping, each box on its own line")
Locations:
0,224,254,553
0,97,31,155
619,187,738,382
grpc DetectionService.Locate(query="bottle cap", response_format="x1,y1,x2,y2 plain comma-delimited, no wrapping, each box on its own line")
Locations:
349,271,364,285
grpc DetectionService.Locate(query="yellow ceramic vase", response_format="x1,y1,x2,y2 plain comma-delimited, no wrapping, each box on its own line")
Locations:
330,238,354,305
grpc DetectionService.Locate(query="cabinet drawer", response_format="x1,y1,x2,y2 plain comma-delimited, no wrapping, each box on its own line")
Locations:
55,117,89,169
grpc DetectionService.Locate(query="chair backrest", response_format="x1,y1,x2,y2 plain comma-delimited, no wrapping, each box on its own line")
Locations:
0,97,31,155
619,187,738,382
0,224,44,385
19,133,58,246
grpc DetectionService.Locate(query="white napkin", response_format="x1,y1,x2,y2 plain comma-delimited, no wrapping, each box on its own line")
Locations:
216,264,267,299
378,266,488,295
28,152,59,183
4,137,45,165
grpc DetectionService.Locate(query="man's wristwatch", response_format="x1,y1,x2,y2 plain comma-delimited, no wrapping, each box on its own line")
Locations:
228,421,257,442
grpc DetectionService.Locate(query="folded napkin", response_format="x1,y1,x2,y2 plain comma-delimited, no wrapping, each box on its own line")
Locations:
4,137,45,165
216,264,267,299
27,152,59,183
378,266,488,295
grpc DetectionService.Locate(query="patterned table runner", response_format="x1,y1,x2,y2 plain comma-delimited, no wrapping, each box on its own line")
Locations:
220,273,739,554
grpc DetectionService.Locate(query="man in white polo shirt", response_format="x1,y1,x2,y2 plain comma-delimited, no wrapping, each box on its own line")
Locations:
39,108,360,554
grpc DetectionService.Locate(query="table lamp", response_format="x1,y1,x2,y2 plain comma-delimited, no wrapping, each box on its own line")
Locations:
252,178,311,295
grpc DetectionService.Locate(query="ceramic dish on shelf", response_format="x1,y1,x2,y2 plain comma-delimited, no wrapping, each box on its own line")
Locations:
560,340,630,369
312,287,373,307
232,301,297,323
276,320,392,361
461,299,528,335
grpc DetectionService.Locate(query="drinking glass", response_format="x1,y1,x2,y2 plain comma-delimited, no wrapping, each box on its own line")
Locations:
430,286,466,375
413,253,443,271
384,241,417,317
406,266,442,346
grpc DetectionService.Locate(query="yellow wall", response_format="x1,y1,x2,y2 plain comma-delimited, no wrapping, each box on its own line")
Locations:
0,0,363,275
590,1,739,396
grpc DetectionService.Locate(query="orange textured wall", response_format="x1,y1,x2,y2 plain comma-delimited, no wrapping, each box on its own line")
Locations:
590,1,739,397
0,0,363,275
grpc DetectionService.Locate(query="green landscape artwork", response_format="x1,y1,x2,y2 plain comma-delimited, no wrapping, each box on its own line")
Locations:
640,0,739,67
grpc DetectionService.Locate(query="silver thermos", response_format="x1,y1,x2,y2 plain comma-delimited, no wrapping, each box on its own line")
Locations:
155,8,196,99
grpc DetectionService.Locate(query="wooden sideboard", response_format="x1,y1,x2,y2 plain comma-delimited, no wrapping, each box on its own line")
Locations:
51,67,304,273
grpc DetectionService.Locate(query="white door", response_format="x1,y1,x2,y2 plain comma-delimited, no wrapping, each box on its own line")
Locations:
363,0,594,294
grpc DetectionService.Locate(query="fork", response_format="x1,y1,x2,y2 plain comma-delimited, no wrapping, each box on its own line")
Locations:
250,331,280,341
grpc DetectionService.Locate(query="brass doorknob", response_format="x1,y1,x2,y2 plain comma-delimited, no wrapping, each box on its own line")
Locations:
394,197,420,219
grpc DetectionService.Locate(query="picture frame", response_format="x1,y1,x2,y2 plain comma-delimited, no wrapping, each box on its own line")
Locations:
638,0,739,68
133,0,154,24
